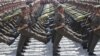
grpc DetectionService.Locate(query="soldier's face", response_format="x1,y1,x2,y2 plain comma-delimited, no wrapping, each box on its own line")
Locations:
59,8,64,13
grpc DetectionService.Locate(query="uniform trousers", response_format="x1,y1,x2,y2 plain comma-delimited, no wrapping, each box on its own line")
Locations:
88,33,100,53
53,27,83,55
16,29,48,56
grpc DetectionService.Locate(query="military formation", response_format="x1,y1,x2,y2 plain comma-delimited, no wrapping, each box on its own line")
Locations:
0,0,100,56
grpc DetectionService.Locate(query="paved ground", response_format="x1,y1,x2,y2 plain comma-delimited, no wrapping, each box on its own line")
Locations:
0,36,100,56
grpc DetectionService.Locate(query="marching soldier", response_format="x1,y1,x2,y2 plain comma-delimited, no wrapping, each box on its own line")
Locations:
87,7,100,56
16,6,49,56
52,5,86,56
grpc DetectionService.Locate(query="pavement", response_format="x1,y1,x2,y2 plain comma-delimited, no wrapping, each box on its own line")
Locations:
0,36,100,56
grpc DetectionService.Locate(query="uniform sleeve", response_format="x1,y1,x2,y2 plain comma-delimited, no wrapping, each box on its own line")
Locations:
16,14,27,27
92,16,100,27
57,13,65,24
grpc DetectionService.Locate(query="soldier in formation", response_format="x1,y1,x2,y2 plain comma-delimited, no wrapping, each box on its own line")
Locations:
16,6,50,56
87,6,100,56
50,5,88,56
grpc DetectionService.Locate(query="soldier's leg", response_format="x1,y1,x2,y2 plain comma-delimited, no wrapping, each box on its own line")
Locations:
35,23,45,31
0,25,9,32
30,27,47,36
87,31,94,50
64,26,82,37
16,35,29,56
0,33,15,45
0,28,19,45
36,22,45,31
0,28,17,37
52,32,56,43
88,35,99,55
62,28,83,44
0,36,7,43
23,30,48,44
32,33,48,44
63,28,88,49
53,32,62,56
0,36,9,43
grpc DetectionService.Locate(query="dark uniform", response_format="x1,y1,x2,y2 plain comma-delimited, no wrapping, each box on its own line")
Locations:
0,33,13,44
52,5,84,55
88,15,100,55
16,7,48,56
0,32,16,45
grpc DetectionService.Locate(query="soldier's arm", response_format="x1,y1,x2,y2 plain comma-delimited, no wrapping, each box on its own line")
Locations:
54,14,65,30
17,13,29,31
54,23,65,30
94,26,100,31
18,24,28,31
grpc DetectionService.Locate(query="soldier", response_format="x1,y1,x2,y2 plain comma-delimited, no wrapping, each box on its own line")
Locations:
87,7,100,56
52,5,86,56
16,6,49,56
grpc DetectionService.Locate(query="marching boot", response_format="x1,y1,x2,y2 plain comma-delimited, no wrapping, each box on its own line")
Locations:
53,49,60,56
6,37,15,45
7,33,20,45
0,33,15,45
88,52,96,56
53,53,60,56
82,40,88,49
57,46,61,49
43,36,51,44
13,32,19,39
6,31,19,45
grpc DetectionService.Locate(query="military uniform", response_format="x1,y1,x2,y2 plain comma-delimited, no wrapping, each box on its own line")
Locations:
16,12,48,56
88,15,100,55
53,12,83,55
0,33,11,44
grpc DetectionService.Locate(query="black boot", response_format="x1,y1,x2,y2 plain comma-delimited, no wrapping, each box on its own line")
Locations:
82,41,88,49
53,51,60,56
57,46,61,49
13,32,19,39
7,32,19,45
7,39,15,45
53,53,60,56
7,37,16,45
53,49,60,56
89,52,96,56
43,37,51,44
